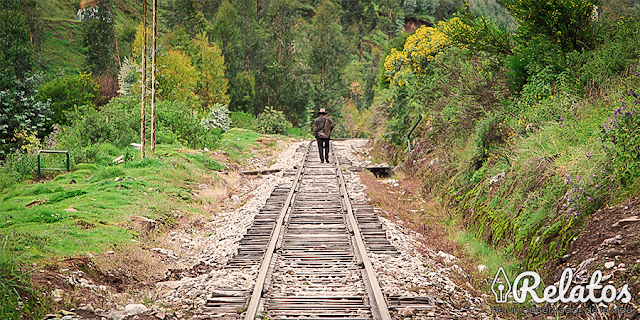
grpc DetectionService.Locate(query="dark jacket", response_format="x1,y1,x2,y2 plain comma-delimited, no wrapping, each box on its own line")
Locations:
314,115,334,138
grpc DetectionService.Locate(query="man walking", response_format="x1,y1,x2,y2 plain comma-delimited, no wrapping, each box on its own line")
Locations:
313,108,334,163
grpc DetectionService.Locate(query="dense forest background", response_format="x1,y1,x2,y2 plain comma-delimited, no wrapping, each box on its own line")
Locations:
3,0,640,317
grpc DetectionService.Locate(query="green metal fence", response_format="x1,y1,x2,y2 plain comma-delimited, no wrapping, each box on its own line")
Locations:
37,150,70,180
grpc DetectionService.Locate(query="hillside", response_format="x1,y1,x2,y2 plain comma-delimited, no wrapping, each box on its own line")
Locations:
37,0,141,78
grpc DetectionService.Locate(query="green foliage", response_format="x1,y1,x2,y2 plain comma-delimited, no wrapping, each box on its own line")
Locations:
571,17,640,91
230,71,256,113
0,74,51,156
230,111,255,129
158,49,199,105
253,106,293,135
56,95,222,164
469,0,516,29
36,73,99,126
285,126,311,138
192,34,229,110
48,190,88,204
156,100,223,149
309,0,347,108
3,150,38,182
499,0,598,53
58,96,139,153
81,0,118,76
200,104,232,132
601,91,640,185
212,1,242,90
0,0,35,91
184,154,225,171
127,26,229,112
434,0,464,21
342,101,373,138
0,234,51,320
163,0,207,37
441,5,512,55
233,0,263,91
471,115,511,170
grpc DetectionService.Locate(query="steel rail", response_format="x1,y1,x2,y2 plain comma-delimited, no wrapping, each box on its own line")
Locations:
243,142,311,320
332,141,392,320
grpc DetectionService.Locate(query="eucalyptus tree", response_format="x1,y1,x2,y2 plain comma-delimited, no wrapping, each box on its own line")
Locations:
81,0,118,76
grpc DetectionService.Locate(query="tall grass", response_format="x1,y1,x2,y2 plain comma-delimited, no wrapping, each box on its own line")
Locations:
0,234,50,319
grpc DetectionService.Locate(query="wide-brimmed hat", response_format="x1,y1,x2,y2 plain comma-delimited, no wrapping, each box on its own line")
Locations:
319,108,327,114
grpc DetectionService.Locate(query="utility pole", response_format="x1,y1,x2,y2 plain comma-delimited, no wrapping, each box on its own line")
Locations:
150,0,157,157
140,0,147,158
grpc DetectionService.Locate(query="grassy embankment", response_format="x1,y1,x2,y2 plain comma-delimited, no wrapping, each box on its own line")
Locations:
370,10,640,286
0,128,286,319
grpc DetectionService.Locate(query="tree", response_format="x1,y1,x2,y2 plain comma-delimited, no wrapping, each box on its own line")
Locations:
376,0,404,38
0,0,35,91
258,0,308,125
212,1,244,108
193,33,230,110
81,0,118,76
339,0,377,60
157,49,198,105
309,0,346,110
163,0,207,37
0,0,50,157
230,71,256,113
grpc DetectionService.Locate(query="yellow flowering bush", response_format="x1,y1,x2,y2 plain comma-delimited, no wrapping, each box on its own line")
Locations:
383,20,455,86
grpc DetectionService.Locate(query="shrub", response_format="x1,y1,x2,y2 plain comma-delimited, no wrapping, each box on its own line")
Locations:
439,6,512,56
200,103,231,132
253,106,293,135
286,127,310,138
58,96,139,151
36,73,99,126
572,17,640,91
0,74,51,157
499,0,598,53
157,100,222,149
4,151,38,181
600,90,640,185
230,111,255,129
55,96,224,165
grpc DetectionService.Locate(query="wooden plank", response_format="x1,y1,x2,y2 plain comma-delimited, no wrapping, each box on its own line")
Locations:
243,142,310,320
334,142,392,320
240,169,282,175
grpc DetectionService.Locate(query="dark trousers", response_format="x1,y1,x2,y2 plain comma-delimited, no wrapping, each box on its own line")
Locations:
316,137,330,162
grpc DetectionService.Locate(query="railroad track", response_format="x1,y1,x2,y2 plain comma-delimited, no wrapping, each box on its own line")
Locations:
202,141,400,319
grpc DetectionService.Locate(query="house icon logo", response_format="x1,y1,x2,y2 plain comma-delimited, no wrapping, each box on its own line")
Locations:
491,267,511,303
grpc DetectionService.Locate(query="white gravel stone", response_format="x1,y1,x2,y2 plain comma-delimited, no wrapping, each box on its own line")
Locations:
332,140,489,319
152,142,306,314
